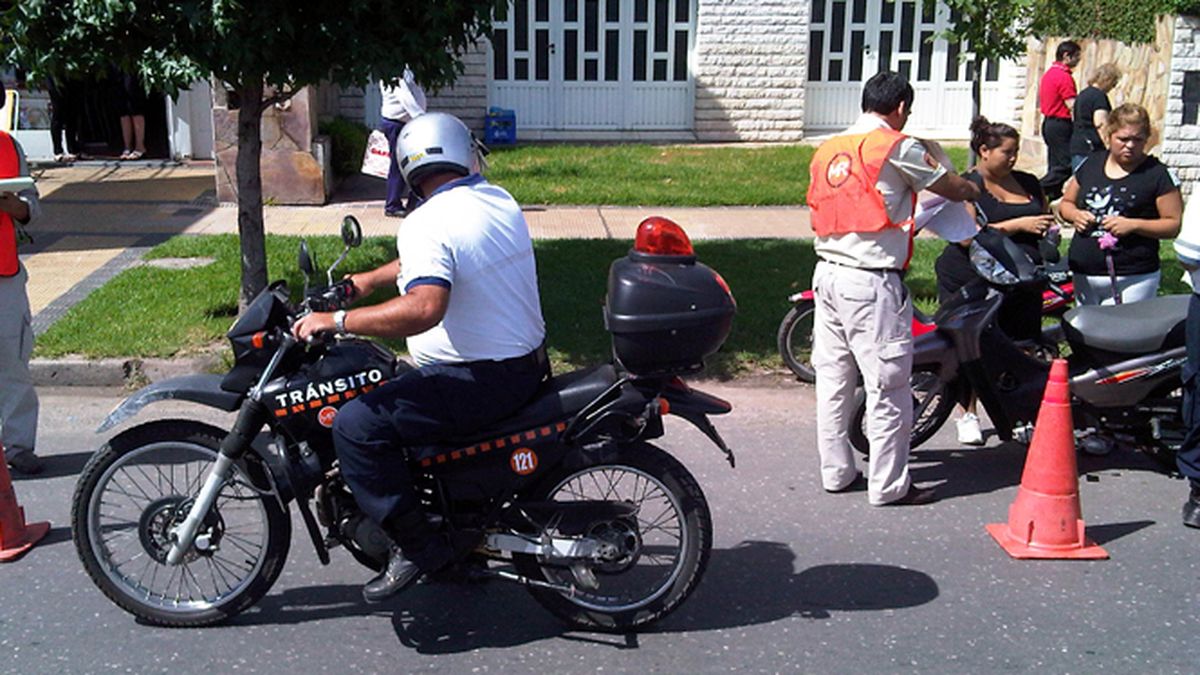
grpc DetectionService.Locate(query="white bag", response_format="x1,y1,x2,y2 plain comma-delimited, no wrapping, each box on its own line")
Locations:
361,129,391,179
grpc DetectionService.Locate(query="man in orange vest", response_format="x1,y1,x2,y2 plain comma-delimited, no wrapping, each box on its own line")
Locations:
0,79,43,474
807,71,978,506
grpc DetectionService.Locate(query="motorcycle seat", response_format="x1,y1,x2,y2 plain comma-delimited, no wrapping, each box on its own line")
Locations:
1062,294,1189,354
438,364,621,447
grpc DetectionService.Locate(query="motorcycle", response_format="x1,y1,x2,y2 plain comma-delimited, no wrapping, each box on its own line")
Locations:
842,227,1185,467
71,215,738,631
778,259,1075,383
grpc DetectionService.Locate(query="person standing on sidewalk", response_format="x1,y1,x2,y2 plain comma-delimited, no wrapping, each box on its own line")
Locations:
808,71,979,506
0,80,43,475
1039,40,1082,201
379,67,427,217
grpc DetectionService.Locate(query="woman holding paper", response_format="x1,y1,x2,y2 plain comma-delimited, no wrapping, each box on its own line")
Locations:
934,116,1055,445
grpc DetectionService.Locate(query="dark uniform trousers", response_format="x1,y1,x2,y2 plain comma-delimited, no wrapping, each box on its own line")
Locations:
1040,116,1074,201
380,117,409,213
1177,294,1200,488
333,348,548,526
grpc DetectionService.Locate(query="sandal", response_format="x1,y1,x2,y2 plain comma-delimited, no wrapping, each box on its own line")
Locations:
128,150,144,161
119,150,133,160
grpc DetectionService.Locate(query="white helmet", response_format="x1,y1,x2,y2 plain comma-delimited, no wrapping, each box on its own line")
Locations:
397,112,477,190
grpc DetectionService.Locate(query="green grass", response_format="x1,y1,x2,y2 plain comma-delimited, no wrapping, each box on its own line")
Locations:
485,144,970,206
38,233,1187,378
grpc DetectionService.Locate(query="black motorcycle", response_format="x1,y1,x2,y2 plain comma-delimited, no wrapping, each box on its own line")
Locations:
847,227,1185,467
72,216,738,631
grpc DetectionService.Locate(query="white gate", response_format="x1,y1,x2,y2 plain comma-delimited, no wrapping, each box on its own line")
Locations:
805,0,1009,137
489,0,695,130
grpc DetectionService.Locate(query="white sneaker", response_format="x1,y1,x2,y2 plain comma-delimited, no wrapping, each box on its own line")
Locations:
956,413,984,446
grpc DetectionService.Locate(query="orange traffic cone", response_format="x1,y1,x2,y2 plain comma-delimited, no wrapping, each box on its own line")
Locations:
0,443,50,562
986,359,1109,559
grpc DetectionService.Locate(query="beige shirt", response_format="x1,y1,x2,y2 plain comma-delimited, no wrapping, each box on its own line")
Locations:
814,114,947,269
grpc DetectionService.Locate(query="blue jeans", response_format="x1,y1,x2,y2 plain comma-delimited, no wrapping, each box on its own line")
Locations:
380,117,408,213
333,352,547,524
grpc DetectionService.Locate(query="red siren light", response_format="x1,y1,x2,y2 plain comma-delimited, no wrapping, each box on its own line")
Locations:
634,216,694,256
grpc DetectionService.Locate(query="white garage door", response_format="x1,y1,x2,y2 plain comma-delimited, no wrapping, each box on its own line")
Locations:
805,0,1011,138
488,0,695,130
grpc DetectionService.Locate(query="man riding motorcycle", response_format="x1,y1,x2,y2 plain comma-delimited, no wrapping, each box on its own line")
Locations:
292,112,548,603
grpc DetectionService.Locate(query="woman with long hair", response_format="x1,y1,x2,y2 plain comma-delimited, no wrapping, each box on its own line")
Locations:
935,116,1055,445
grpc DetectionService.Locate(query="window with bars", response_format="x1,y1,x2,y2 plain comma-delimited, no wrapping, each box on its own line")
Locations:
807,0,1002,83
491,0,691,84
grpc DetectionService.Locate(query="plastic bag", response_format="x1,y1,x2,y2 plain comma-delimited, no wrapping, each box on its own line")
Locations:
361,129,390,179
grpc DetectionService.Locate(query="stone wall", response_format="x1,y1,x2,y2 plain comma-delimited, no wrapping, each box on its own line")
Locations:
692,0,806,141
1162,15,1200,197
213,87,328,205
1018,18,1174,169
424,44,490,133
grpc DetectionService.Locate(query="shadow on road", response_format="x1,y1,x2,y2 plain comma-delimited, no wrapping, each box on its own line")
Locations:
10,451,93,481
908,439,1177,502
379,540,938,654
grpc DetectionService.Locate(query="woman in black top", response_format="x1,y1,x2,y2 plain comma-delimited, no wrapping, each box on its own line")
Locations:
1069,63,1120,172
935,116,1055,444
1060,103,1182,305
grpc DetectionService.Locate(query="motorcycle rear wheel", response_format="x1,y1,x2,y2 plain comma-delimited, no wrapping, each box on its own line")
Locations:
72,420,291,627
513,443,712,631
849,366,959,455
777,300,817,383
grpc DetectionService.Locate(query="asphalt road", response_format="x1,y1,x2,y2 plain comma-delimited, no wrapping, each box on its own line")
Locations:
2,383,1197,674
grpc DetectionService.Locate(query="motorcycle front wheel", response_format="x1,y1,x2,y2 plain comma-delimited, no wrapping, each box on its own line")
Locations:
849,366,959,455
513,443,712,631
72,419,291,627
777,300,817,383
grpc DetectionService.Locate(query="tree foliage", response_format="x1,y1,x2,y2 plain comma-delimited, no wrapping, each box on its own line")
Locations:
2,0,502,305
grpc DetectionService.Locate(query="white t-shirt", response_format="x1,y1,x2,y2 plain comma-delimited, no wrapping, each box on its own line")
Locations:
380,68,426,123
814,113,948,269
397,175,546,366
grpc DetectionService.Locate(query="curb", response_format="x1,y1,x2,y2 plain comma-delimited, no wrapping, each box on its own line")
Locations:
31,355,223,388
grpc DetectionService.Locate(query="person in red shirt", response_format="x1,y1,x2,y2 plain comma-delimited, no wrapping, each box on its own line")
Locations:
1039,40,1082,200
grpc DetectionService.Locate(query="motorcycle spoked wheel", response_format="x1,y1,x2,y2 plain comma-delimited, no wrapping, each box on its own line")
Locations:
512,443,712,632
777,300,817,383
72,420,291,627
849,366,960,455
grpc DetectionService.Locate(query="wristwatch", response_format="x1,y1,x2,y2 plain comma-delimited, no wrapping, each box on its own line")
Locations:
333,310,348,337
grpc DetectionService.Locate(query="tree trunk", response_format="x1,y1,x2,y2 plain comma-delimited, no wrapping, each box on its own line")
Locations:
970,55,983,166
235,79,267,310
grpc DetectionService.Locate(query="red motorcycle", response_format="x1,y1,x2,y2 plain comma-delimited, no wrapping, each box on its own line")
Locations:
777,263,1074,382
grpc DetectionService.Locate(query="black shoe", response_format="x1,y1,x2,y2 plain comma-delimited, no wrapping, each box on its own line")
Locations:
7,451,44,475
885,485,939,506
384,208,406,218
1184,488,1200,529
825,471,866,493
362,547,423,604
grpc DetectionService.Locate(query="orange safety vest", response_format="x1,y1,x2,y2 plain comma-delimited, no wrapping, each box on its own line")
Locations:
808,127,917,238
0,131,19,277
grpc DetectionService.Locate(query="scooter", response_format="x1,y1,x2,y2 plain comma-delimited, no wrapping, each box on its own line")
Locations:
844,228,1185,469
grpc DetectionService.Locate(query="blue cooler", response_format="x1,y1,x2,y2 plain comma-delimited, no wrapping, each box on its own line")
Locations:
485,107,517,145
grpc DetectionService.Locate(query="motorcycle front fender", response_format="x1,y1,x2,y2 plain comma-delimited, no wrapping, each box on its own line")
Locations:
97,374,245,433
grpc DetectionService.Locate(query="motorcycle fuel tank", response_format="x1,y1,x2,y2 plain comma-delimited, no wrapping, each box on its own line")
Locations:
261,338,398,457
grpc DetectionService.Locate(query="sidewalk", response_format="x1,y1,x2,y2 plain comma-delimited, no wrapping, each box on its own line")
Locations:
20,161,812,385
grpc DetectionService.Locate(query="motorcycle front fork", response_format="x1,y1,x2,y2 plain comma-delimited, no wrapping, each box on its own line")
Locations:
165,400,268,565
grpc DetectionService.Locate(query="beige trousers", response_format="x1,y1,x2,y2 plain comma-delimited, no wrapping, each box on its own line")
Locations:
812,261,913,504
0,265,38,458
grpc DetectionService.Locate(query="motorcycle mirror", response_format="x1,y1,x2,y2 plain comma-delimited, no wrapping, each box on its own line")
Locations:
341,216,363,248
298,240,316,280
